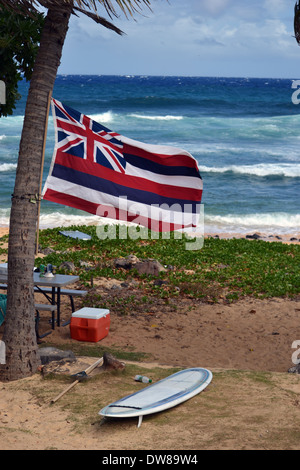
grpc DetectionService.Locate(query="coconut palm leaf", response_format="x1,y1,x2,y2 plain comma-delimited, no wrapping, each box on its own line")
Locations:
0,0,152,19
0,0,153,34
294,1,300,45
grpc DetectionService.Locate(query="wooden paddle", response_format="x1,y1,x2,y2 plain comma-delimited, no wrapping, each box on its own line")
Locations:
51,357,103,404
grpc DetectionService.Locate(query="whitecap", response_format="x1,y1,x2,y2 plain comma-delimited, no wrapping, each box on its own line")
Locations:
38,212,103,229
0,163,17,172
198,163,300,178
89,111,114,123
0,115,24,126
0,208,10,227
204,212,300,235
129,114,183,121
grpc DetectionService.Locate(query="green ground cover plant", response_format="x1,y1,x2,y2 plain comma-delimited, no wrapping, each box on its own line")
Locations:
30,225,300,305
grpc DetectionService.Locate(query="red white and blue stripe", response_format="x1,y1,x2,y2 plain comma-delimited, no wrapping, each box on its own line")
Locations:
43,99,203,232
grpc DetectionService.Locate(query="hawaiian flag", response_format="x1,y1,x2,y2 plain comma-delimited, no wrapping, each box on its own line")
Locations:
42,99,203,232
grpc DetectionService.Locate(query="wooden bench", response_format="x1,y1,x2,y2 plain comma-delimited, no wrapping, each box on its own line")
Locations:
33,286,87,313
0,284,88,334
0,284,87,313
0,293,57,340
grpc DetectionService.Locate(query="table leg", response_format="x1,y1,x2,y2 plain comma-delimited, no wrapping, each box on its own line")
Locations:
57,286,61,327
51,287,56,330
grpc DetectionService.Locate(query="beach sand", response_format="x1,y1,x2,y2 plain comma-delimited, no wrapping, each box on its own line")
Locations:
0,227,8,238
0,226,300,449
1,292,300,450
1,225,299,373
0,225,299,242
42,294,300,374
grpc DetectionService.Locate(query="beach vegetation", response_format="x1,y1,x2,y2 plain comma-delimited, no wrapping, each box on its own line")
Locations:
31,225,300,315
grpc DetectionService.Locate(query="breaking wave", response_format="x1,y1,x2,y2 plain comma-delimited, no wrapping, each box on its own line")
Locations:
205,212,300,235
198,163,300,178
129,114,183,121
0,163,17,172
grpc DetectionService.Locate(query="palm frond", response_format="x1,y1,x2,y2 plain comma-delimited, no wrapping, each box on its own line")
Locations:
0,1,38,14
0,0,153,18
73,6,124,34
295,1,300,45
101,0,152,18
0,0,154,32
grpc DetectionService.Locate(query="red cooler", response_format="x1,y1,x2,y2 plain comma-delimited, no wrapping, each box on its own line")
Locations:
70,307,110,342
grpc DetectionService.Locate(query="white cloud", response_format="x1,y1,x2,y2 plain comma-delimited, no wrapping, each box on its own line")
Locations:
60,1,300,77
193,0,231,17
263,0,287,16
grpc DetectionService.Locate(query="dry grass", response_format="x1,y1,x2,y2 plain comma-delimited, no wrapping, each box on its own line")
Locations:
1,360,300,450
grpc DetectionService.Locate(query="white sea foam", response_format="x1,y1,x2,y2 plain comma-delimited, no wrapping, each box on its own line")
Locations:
0,115,24,127
0,163,17,172
130,114,183,121
0,208,10,227
38,212,104,229
0,209,298,237
89,111,114,123
198,163,300,178
204,212,300,235
0,210,104,230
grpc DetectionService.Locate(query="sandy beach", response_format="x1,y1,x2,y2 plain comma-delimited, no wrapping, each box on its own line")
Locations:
1,222,299,373
1,224,299,373
0,225,300,449
1,225,299,242
1,286,300,450
0,227,8,237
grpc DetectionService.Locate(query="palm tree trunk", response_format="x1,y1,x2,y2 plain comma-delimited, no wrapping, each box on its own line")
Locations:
0,6,72,381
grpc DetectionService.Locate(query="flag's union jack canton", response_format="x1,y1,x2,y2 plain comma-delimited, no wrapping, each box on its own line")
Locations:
51,99,125,172
43,99,203,232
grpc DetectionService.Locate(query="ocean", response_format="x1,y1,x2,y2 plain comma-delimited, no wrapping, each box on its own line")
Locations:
0,75,299,237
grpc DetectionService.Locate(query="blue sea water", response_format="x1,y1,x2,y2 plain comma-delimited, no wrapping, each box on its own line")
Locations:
0,75,300,236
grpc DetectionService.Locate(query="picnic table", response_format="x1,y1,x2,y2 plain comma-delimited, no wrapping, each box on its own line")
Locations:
0,268,81,329
32,272,80,327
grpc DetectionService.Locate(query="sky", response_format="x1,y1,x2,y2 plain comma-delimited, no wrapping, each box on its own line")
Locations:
59,0,300,78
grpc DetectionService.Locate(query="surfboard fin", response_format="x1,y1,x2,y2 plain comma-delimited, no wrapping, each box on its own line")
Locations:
137,415,143,428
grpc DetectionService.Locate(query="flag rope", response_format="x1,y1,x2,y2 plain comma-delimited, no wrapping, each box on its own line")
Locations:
35,91,52,256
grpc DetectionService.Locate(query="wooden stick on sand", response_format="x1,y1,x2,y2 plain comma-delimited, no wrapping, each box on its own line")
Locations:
51,357,103,404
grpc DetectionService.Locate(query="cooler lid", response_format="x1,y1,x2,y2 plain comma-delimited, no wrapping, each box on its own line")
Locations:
72,307,110,319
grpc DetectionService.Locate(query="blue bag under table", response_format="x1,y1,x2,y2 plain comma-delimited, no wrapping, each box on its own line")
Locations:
0,294,7,326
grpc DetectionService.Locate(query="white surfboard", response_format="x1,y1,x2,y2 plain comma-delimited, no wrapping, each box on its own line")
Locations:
99,367,212,427
59,230,91,241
